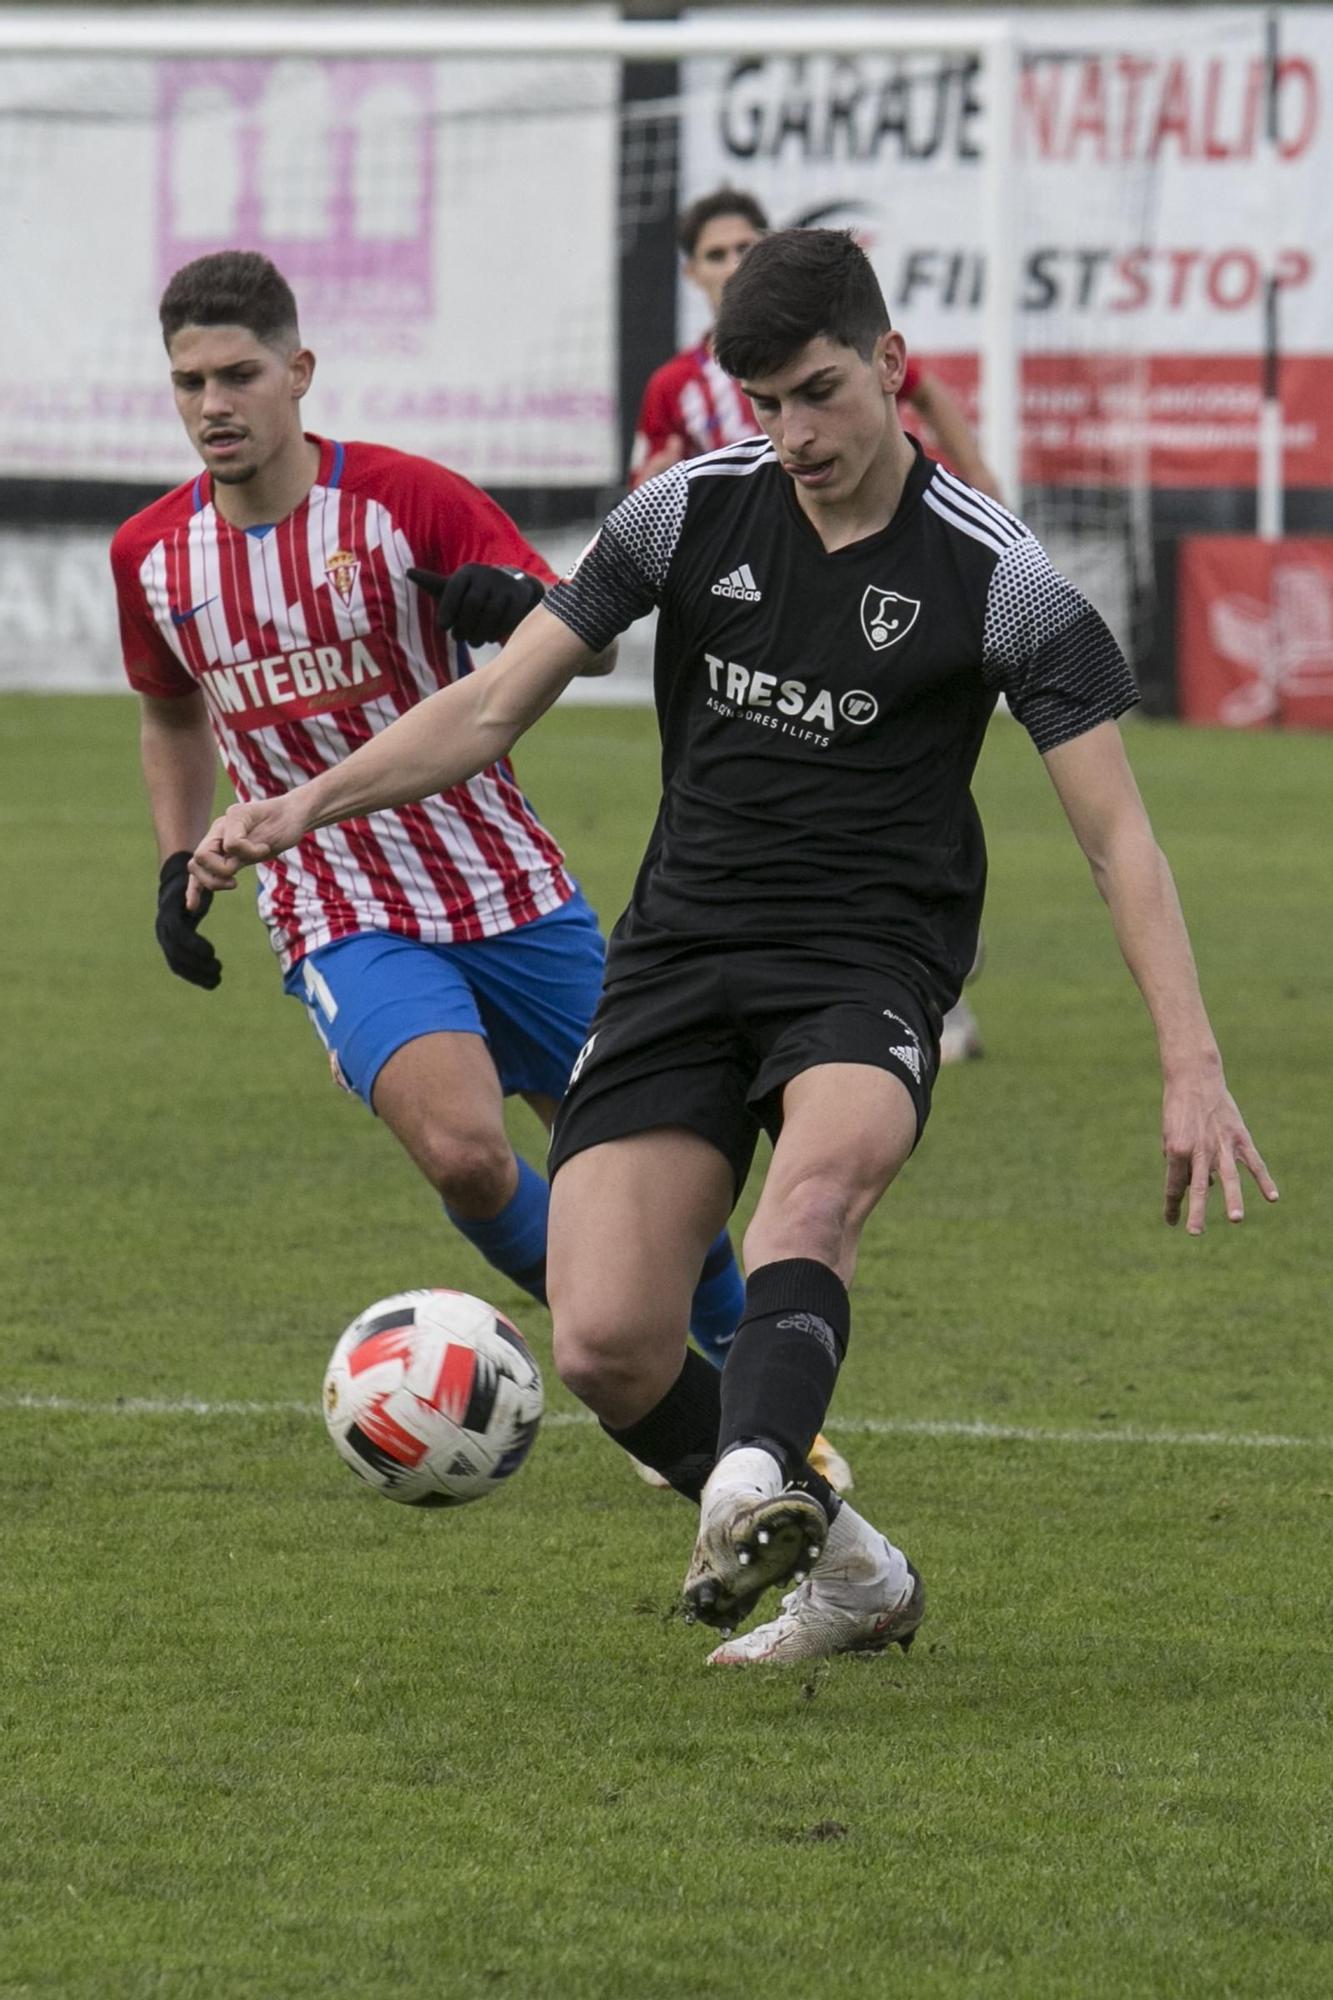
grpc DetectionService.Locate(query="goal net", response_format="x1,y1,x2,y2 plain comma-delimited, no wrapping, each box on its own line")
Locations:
3,5,1319,704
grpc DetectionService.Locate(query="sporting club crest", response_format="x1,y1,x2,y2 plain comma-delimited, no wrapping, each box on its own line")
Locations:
860,587,920,652
325,549,361,606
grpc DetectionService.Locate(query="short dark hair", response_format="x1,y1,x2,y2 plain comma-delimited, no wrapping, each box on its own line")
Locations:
677,185,769,258
158,250,300,351
713,228,891,381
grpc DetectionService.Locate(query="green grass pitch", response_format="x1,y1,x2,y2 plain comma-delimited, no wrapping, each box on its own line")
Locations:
2,694,1330,1999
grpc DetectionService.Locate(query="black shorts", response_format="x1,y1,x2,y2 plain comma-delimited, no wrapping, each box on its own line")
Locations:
547,945,940,1198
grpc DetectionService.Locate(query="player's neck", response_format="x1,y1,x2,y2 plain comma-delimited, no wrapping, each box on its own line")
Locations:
794,427,916,554
209,435,322,530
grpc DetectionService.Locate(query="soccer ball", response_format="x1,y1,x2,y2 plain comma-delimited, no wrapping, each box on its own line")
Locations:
322,1289,543,1507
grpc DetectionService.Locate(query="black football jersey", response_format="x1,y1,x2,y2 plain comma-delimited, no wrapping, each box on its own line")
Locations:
546,436,1138,1010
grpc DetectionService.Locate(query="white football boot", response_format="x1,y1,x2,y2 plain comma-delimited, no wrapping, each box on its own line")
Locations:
682,1448,828,1633
706,1507,924,1666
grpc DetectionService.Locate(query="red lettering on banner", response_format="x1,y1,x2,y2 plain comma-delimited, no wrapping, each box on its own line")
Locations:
1018,51,1318,165
1149,60,1192,158
1206,252,1260,311
1178,538,1333,731
198,633,391,733
1276,59,1318,160
1116,57,1154,158
1166,249,1202,309
1066,61,1109,162
1109,249,1152,313
1276,249,1313,292
1020,62,1062,157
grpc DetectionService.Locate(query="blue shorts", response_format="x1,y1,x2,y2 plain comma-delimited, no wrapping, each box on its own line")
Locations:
282,889,606,1109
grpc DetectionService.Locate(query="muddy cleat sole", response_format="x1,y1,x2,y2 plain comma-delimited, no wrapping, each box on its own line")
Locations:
682,1488,829,1631
706,1561,926,1666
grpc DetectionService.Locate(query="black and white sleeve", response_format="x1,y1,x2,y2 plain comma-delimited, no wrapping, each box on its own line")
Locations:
544,465,691,657
982,534,1140,755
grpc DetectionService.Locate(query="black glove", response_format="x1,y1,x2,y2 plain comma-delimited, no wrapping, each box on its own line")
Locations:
406,564,546,646
155,850,222,990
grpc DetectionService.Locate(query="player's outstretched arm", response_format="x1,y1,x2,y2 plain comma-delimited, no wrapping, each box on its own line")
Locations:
1042,720,1278,1235
188,606,596,898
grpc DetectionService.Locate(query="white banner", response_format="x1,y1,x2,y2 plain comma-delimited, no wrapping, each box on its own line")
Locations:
0,48,618,485
682,6,1333,487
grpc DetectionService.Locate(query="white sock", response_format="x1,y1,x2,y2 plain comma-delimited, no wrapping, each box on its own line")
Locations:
703,1445,782,1512
818,1502,910,1603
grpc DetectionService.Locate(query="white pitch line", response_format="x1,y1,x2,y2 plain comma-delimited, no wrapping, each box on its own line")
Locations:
1,1395,1327,1453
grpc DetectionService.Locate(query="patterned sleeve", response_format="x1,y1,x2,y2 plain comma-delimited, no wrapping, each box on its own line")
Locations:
544,463,690,656
983,535,1140,754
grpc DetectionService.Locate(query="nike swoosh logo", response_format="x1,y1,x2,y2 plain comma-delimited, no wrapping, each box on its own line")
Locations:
170,597,218,627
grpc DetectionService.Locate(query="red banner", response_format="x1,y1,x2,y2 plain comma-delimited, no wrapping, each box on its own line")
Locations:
917,355,1333,490
1177,536,1333,728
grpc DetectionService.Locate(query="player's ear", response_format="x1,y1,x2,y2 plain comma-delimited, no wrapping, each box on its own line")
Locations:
876,330,907,397
290,347,316,400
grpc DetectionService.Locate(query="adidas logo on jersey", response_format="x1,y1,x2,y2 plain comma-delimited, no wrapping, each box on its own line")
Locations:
711,563,762,602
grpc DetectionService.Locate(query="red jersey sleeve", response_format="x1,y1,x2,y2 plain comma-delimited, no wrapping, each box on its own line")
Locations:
347,447,557,586
109,518,198,699
628,360,687,486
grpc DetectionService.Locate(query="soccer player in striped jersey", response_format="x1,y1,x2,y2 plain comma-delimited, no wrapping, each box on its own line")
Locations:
113,249,743,1358
191,231,1275,1666
631,187,997,1069
630,186,1003,507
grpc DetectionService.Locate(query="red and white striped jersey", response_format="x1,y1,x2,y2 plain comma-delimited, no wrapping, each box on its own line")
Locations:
111,436,573,972
630,340,923,486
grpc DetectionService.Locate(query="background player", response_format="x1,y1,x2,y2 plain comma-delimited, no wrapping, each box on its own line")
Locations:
189,230,1276,1668
632,186,991,1065
112,249,744,1360
630,185,1003,506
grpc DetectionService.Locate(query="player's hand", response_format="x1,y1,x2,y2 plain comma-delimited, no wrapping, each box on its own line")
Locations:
406,565,546,645
1161,1073,1278,1235
156,850,222,989
188,795,310,904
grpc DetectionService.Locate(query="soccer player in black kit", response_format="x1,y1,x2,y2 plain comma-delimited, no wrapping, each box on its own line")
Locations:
192,231,1277,1667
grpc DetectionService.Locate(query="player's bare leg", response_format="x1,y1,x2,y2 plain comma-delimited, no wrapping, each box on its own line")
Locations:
546,1128,734,1427
373,1029,524,1217
703,1064,923,1662
372,1030,552,1304
548,1130,819,1627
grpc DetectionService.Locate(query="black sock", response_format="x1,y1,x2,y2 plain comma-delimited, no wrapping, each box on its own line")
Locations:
718,1258,850,1482
602,1348,720,1502
789,1461,842,1524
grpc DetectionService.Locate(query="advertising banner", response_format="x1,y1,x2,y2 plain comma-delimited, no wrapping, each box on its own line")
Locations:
1177,536,1333,728
682,7,1333,488
0,48,618,485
